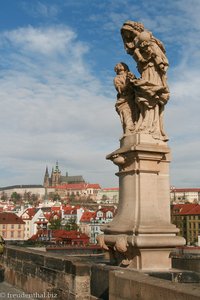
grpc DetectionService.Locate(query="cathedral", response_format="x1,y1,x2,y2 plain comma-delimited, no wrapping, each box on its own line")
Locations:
43,162,85,187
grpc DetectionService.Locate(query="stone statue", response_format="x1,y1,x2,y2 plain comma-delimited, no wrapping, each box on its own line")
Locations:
99,20,185,270
116,20,169,141
114,62,138,135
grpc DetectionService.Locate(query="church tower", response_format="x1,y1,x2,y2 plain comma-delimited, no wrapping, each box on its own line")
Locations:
51,161,61,186
43,166,50,188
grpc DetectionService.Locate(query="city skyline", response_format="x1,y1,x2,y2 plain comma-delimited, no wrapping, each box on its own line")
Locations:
0,0,200,188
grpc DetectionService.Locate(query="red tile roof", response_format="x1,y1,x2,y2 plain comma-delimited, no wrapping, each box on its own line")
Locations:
98,207,115,213
51,183,101,190
51,230,89,240
51,206,61,211
43,212,51,221
80,211,96,222
186,205,200,215
63,209,77,215
30,229,89,242
26,208,38,219
0,212,25,224
171,188,200,192
29,233,38,241
171,204,200,215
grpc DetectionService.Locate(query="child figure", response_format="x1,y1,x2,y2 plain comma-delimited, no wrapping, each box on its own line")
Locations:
114,62,138,136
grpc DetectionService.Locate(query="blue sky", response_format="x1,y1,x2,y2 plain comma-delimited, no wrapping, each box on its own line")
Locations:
0,0,200,188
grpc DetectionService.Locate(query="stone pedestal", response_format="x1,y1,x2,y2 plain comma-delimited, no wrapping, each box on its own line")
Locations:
99,133,185,270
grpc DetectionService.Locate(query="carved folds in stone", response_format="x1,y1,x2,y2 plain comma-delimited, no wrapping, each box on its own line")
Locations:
114,21,170,142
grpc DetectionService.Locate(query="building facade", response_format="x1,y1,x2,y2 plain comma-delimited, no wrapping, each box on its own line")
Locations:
171,204,200,245
170,188,200,204
96,188,119,204
0,212,25,241
0,185,45,200
80,207,116,244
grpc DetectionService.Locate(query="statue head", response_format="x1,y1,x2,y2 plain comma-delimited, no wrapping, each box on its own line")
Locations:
137,30,151,43
121,21,144,40
114,62,130,74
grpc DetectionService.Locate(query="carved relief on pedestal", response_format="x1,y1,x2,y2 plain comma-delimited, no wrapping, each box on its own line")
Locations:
97,234,132,267
96,234,109,251
114,235,128,252
109,152,136,172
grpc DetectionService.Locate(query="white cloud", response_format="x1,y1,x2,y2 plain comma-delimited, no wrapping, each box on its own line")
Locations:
0,25,119,187
2,26,79,56
21,1,60,19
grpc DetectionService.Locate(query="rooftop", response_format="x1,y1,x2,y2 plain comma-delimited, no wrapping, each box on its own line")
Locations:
0,212,25,224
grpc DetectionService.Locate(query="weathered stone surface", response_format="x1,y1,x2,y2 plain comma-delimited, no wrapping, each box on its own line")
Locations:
1,246,92,299
38,266,58,285
110,269,200,300
55,273,72,292
45,256,65,271
10,259,23,273
0,282,35,300
91,264,110,300
72,262,91,276
27,252,45,266
22,262,37,276
0,265,4,282
6,247,17,259
1,246,200,300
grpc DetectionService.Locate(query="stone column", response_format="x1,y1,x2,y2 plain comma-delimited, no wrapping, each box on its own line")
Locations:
99,133,185,270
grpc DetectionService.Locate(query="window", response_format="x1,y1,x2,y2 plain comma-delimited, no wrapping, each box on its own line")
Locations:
2,225,6,229
18,224,21,229
11,224,14,229
11,231,14,238
106,212,113,219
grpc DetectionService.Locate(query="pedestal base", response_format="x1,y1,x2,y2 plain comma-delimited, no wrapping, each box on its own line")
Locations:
98,233,185,270
111,247,172,270
98,133,185,270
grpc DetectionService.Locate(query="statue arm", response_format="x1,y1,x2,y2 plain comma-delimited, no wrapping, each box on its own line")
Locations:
114,76,127,94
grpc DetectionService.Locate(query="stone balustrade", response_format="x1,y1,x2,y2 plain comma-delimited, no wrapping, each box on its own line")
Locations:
0,246,200,300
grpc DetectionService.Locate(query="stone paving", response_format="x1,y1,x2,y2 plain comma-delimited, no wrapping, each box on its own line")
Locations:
0,282,36,300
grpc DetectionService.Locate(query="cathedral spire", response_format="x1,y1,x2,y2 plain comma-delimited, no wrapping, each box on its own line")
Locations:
55,161,59,172
45,166,49,176
43,166,50,187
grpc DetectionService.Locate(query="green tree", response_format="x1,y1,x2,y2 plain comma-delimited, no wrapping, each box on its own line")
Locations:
23,191,32,202
1,192,8,201
28,193,39,206
64,217,79,231
48,218,62,230
49,192,61,202
11,192,22,204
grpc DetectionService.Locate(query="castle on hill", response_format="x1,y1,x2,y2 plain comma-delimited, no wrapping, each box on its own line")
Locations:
43,162,85,187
